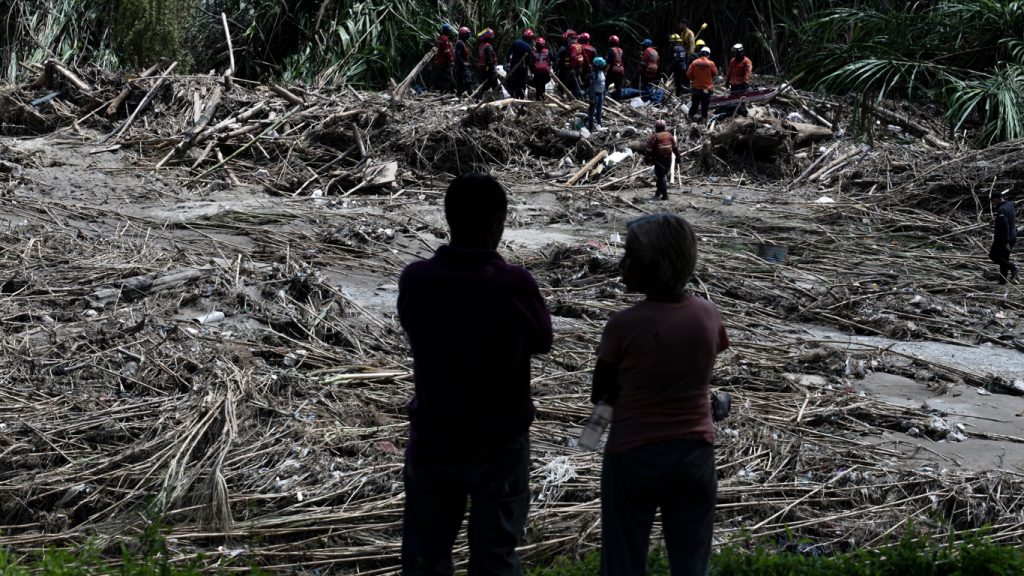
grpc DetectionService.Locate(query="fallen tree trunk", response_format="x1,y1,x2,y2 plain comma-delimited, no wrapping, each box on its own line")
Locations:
711,117,833,156
869,103,950,149
88,267,215,307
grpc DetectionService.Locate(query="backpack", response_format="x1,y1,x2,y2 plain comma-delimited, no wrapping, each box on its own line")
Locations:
533,49,551,73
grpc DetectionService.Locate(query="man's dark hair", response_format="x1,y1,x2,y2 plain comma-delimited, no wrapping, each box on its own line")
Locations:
622,213,698,295
444,172,508,243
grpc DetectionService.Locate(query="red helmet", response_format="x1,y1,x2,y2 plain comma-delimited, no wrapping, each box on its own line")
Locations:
608,34,620,46
458,26,471,37
563,29,577,41
478,28,495,41
655,119,667,131
579,32,590,43
522,29,535,40
536,37,546,47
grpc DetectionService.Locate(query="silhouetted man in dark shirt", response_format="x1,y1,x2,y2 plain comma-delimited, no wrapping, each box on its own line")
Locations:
990,189,1018,284
398,173,553,576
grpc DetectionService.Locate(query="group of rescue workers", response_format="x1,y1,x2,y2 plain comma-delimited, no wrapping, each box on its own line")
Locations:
433,21,753,115
432,20,755,201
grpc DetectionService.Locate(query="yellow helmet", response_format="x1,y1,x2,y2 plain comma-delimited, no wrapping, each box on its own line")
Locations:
669,33,682,43
695,39,706,47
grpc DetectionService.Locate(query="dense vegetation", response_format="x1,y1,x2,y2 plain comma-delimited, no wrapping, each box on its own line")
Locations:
1,0,1022,143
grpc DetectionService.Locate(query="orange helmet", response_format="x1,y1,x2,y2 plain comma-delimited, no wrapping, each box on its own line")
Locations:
523,29,535,40
608,35,620,46
579,32,590,43
536,37,546,47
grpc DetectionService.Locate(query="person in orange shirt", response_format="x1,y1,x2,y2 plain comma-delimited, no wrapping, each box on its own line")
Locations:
686,46,717,120
726,43,753,94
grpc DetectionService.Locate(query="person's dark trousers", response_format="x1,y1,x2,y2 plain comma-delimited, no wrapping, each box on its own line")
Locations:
402,435,530,576
690,89,710,119
673,71,688,96
435,64,453,92
989,243,1019,283
652,159,670,200
456,67,474,98
730,83,749,94
476,71,499,100
588,92,604,130
640,75,657,91
531,72,549,100
559,71,582,99
508,70,529,99
606,71,624,98
601,439,716,576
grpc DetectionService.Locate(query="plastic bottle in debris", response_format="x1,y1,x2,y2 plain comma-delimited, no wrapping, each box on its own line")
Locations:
578,402,613,451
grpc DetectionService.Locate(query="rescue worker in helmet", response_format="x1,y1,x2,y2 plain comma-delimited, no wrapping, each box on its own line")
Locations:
556,30,585,99
669,34,689,96
645,119,682,201
726,43,753,94
454,26,475,98
639,38,660,91
579,32,597,93
687,46,718,120
531,37,552,101
588,57,607,131
476,28,499,99
434,24,455,92
679,19,697,57
605,35,626,98
507,29,536,99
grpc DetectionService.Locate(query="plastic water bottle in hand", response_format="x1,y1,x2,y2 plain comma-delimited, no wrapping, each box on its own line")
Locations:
579,403,613,451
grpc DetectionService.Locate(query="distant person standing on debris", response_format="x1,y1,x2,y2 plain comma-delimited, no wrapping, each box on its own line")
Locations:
592,213,729,576
531,37,553,101
725,43,753,94
476,28,499,99
644,120,682,201
990,189,1019,284
434,24,455,92
669,34,689,96
579,32,597,93
557,30,585,99
679,19,697,58
507,29,536,100
454,26,474,98
398,173,553,576
606,35,626,98
639,38,660,90
588,57,607,131
687,46,717,120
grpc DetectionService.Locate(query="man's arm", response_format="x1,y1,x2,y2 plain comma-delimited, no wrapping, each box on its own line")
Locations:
515,271,553,354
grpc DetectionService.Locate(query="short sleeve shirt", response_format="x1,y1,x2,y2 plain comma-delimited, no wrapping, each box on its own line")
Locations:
597,297,729,453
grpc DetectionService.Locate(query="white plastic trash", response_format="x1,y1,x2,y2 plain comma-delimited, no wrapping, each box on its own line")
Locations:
194,311,225,325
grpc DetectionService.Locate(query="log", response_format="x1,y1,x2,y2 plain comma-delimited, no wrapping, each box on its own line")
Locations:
102,61,178,143
566,150,609,185
88,267,214,307
868,102,950,148
46,60,92,92
393,49,436,101
221,12,236,91
156,86,224,169
791,142,839,187
809,145,867,182
711,117,833,155
106,60,167,117
270,84,304,106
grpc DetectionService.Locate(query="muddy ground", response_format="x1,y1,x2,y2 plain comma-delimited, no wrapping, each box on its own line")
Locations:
1,121,1023,573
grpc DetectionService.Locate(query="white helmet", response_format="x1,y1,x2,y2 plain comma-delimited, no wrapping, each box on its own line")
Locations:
732,43,743,51
700,46,711,55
